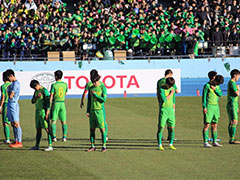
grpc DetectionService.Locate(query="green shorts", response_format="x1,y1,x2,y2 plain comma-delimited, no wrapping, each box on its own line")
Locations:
227,103,239,121
89,110,105,129
204,104,220,124
158,108,175,128
36,109,48,129
51,102,67,122
2,103,10,124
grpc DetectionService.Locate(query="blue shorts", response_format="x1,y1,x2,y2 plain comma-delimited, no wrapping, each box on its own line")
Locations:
7,103,20,122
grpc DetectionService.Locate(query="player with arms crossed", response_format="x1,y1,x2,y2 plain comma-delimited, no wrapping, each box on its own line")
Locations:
227,69,240,144
5,69,22,148
81,69,108,140
87,71,107,152
157,77,176,151
30,80,53,151
202,74,224,148
50,70,68,142
0,71,11,144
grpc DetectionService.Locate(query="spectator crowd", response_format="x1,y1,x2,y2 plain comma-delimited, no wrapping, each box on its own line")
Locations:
0,0,240,60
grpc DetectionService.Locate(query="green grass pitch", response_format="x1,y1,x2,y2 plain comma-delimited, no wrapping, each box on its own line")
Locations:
0,96,240,180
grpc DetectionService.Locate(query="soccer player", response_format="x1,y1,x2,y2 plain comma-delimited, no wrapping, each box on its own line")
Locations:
157,77,176,151
208,71,217,82
0,71,11,144
80,69,108,140
157,69,178,141
202,74,224,148
50,70,68,142
5,69,22,148
87,71,107,152
30,80,53,151
227,69,240,144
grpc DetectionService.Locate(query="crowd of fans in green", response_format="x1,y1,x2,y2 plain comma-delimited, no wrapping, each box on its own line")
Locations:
0,0,240,60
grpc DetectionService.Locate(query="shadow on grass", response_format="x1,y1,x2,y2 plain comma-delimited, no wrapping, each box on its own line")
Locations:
0,138,205,151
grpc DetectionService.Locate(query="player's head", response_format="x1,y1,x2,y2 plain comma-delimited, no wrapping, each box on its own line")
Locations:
5,69,15,82
54,70,63,80
90,69,98,76
2,71,8,82
214,75,224,85
90,70,100,86
230,69,240,81
30,80,41,90
166,77,175,88
165,69,173,77
208,71,217,81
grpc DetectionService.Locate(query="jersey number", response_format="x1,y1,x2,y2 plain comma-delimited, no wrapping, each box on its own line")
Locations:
59,87,64,98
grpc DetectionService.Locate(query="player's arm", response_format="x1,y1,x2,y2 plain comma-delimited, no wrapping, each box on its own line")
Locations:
173,84,179,94
232,83,239,96
44,89,51,120
86,93,91,117
0,87,5,113
31,91,37,104
81,83,89,108
91,86,107,103
173,92,176,110
214,85,223,97
157,82,161,103
9,82,18,99
202,84,208,114
50,84,54,104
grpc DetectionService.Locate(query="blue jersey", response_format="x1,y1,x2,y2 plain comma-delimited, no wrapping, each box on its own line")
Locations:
8,80,20,104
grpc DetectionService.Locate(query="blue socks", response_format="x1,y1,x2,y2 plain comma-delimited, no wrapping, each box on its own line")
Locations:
14,127,22,142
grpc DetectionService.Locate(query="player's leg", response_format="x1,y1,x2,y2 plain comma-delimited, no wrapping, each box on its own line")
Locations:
59,103,67,141
203,107,212,147
9,104,22,148
228,104,240,144
51,103,59,141
7,104,17,143
102,106,108,139
95,110,107,152
44,116,53,151
167,109,176,150
157,109,167,151
2,103,11,143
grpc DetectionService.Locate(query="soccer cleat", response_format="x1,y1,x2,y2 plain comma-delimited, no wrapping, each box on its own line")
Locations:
30,146,40,150
101,147,107,152
44,147,53,151
88,147,96,152
62,138,67,142
9,142,22,148
212,142,222,147
158,145,165,151
52,138,57,142
169,145,176,150
229,140,240,144
204,142,212,148
4,140,11,144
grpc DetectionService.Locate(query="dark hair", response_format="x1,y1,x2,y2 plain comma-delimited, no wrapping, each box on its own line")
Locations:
208,71,217,80
90,69,98,76
165,69,173,76
2,71,8,82
230,69,240,78
213,75,224,85
30,80,39,89
90,70,100,83
54,70,63,80
166,77,175,88
5,69,15,78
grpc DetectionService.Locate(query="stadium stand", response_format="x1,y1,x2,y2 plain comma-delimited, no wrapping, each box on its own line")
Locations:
0,0,240,60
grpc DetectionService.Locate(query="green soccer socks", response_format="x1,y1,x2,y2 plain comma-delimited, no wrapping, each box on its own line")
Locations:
203,128,209,143
4,124,10,141
157,128,164,145
212,130,217,143
90,131,95,147
62,124,68,138
101,130,107,148
36,130,42,147
169,128,175,145
52,121,57,138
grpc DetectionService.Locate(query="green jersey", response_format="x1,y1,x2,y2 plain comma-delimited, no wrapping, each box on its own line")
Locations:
158,86,175,108
1,82,11,103
202,83,222,108
157,78,177,92
227,80,239,105
87,83,107,113
85,81,105,91
32,87,50,111
50,81,68,102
